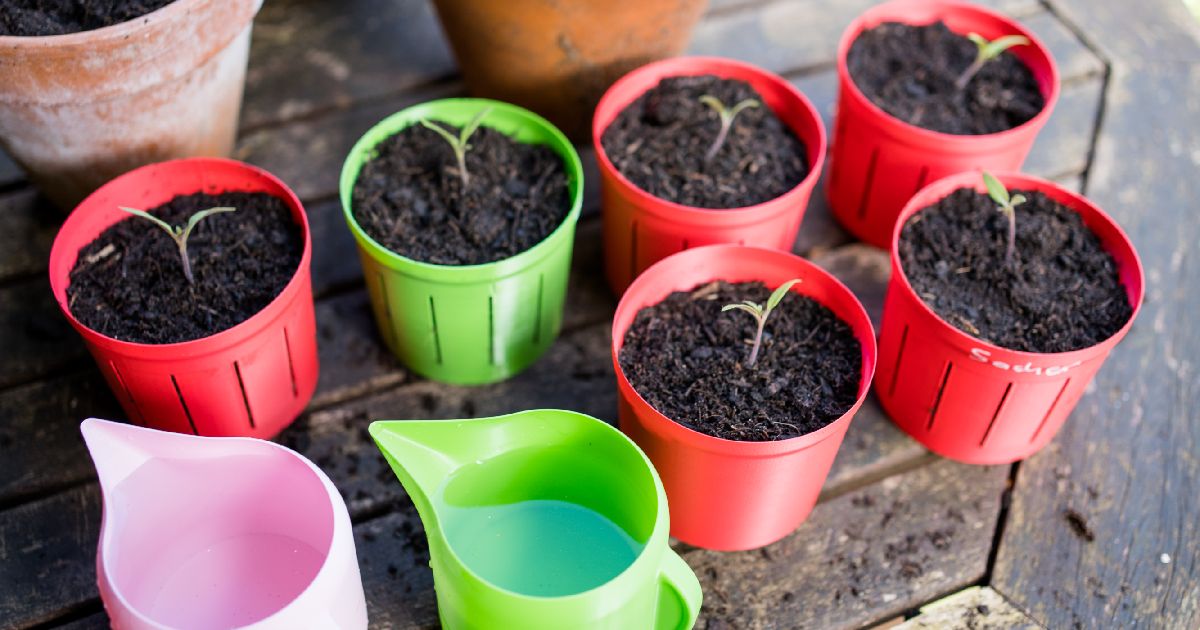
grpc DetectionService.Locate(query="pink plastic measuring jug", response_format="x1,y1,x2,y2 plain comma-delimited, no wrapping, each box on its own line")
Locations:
80,418,367,629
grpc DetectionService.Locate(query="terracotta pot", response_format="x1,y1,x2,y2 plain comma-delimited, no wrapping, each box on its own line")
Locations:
0,0,262,209
49,158,318,439
827,0,1059,248
594,57,827,295
875,172,1143,464
612,245,877,550
430,0,707,140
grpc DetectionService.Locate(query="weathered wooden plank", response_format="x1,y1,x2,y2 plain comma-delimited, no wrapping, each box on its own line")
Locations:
992,1,1200,627
0,279,87,390
0,485,100,630
824,394,928,495
809,243,929,491
311,291,412,409
243,0,456,130
354,505,440,629
0,189,55,283
789,70,855,258
1020,11,1105,82
1022,76,1103,180
0,373,119,506
894,586,1042,630
0,150,22,190
690,1,1080,79
686,459,1007,630
48,612,107,629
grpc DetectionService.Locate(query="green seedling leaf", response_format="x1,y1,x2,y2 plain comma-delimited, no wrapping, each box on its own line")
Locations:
118,205,237,285
419,106,494,188
765,278,802,313
978,34,1031,61
982,171,1010,206
955,32,1031,89
722,278,802,368
980,171,1026,266
699,95,761,162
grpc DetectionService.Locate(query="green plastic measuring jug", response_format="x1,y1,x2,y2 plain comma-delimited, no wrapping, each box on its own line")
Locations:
370,410,702,629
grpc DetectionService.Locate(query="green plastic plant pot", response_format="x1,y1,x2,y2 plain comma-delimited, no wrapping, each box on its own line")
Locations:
340,98,584,385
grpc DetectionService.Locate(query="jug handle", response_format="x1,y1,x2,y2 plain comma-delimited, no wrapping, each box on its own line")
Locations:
655,549,702,630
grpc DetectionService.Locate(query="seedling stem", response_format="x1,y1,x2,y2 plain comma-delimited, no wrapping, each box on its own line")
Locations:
982,171,1026,266
419,107,493,188
955,32,1030,90
118,206,236,284
722,279,802,367
699,95,760,162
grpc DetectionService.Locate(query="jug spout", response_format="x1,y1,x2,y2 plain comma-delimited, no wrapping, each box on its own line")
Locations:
81,418,182,493
369,420,468,517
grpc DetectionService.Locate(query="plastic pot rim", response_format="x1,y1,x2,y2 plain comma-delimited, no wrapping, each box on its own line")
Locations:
889,170,1146,363
835,0,1061,150
0,0,262,52
591,55,828,222
47,157,313,359
611,244,878,457
339,97,584,285
369,409,675,604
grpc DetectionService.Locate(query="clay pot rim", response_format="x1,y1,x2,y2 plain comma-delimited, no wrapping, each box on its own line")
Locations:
0,0,260,50
48,157,313,355
611,244,878,457
591,55,828,220
889,170,1145,362
836,0,1061,147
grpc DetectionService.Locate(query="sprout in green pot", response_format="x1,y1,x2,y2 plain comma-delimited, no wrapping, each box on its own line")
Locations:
419,106,494,188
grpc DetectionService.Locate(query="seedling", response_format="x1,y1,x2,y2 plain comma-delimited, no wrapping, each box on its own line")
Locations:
699,95,760,162
419,107,493,188
118,205,236,285
982,171,1025,265
954,32,1030,90
722,279,802,368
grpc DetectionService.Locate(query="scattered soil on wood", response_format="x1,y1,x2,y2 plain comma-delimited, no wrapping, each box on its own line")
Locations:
619,280,861,441
0,0,174,36
847,21,1045,134
600,74,809,209
899,187,1132,353
1064,508,1096,542
67,192,303,344
352,123,571,266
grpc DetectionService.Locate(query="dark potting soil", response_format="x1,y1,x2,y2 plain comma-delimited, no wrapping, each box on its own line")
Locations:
67,192,303,344
352,124,571,266
846,21,1045,135
619,281,862,441
899,188,1132,353
600,75,810,209
0,0,175,36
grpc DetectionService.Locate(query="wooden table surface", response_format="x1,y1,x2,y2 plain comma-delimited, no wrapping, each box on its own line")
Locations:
1,1,1196,628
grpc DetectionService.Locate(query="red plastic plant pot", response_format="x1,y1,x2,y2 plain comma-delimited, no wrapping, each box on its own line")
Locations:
49,158,318,439
593,56,827,295
875,172,1144,465
827,0,1060,248
611,245,878,551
